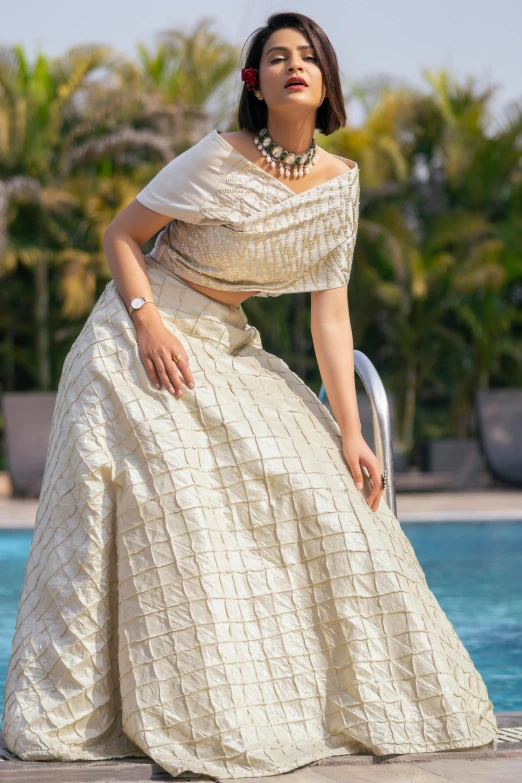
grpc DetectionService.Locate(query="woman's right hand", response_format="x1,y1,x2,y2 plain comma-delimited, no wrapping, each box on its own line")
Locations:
132,307,195,397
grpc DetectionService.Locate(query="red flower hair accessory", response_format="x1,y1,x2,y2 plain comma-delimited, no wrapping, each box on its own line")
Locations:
241,67,258,91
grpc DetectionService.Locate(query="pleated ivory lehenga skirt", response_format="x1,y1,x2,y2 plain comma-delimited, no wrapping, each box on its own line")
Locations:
2,258,497,779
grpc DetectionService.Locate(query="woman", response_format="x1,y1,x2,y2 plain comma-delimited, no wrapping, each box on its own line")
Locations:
2,11,497,780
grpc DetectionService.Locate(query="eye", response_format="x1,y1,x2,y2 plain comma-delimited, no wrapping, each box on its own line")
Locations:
270,55,317,64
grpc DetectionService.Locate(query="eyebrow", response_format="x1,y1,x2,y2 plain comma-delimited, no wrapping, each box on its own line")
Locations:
265,44,314,56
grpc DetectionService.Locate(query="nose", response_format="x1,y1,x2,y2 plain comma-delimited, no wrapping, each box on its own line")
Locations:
287,54,305,72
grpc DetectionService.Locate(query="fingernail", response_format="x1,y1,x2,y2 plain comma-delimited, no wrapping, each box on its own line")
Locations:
356,481,363,490
176,389,183,396
155,383,160,389
188,382,195,389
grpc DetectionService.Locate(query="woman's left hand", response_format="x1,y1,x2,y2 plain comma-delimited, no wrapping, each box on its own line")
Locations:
342,433,385,512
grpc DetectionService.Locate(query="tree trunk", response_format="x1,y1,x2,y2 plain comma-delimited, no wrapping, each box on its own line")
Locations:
4,328,15,390
35,255,51,390
478,367,489,390
402,363,417,457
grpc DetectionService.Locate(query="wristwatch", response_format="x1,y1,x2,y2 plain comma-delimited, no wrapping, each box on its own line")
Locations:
128,296,156,317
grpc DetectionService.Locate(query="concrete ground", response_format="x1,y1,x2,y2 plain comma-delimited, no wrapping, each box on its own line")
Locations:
1,715,522,781
1,487,521,528
397,489,522,521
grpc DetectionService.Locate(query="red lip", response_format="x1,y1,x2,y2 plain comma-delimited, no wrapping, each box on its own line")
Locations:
284,76,308,88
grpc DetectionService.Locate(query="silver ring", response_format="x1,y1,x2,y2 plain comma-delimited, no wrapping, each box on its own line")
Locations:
381,471,389,487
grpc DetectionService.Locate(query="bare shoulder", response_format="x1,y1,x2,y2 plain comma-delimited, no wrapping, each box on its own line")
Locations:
218,130,255,155
316,146,357,174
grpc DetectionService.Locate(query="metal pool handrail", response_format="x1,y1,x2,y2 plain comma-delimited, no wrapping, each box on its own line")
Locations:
318,349,397,516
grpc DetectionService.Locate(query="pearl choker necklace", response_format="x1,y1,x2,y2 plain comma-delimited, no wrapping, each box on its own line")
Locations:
254,128,319,178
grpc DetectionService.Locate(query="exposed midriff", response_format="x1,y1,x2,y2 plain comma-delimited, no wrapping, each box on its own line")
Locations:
179,278,261,306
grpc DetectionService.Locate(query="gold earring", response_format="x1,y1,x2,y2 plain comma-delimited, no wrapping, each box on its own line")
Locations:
254,91,263,100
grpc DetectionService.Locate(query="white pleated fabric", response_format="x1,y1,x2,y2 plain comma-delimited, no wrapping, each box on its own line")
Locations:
2,259,497,779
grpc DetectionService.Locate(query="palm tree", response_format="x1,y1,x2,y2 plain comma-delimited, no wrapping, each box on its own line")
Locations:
137,18,240,148
0,43,184,388
0,44,116,388
326,70,522,456
423,69,522,428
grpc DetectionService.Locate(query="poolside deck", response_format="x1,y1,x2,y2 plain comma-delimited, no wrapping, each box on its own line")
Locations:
1,487,522,529
1,713,521,781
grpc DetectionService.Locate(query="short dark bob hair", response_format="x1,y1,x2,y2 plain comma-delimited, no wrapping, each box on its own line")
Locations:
238,12,346,136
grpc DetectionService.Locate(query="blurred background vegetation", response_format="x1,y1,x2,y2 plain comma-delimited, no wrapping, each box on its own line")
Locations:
1,17,521,467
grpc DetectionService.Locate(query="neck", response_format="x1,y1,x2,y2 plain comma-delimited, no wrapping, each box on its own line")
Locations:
265,115,316,154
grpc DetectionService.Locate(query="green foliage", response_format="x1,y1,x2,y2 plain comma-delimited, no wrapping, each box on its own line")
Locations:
0,26,521,464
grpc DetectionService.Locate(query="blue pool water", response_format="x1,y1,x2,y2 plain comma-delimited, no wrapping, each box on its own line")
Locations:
0,521,521,730
402,521,522,712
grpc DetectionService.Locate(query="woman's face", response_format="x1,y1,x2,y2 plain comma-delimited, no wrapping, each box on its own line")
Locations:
257,27,326,115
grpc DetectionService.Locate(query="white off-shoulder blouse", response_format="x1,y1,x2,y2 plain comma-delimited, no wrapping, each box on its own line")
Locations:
135,129,360,298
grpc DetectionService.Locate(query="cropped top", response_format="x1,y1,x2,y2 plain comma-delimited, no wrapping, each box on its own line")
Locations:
135,128,360,298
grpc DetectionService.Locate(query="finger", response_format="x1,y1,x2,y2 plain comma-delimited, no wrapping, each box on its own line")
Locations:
142,355,162,390
162,354,186,397
366,461,382,507
371,484,385,512
173,352,195,390
349,462,364,491
361,465,374,500
155,355,182,396
372,472,385,509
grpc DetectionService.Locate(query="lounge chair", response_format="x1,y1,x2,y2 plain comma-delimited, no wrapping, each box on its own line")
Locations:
475,389,522,486
1,392,57,498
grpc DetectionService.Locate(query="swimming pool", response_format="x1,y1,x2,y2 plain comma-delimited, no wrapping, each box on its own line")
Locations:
0,521,520,729
402,521,522,712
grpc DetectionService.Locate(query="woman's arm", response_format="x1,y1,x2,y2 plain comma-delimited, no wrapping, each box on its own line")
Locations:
103,199,195,396
104,199,167,318
310,286,384,511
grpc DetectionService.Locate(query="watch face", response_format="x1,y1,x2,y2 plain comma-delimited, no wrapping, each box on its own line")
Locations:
131,297,145,309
